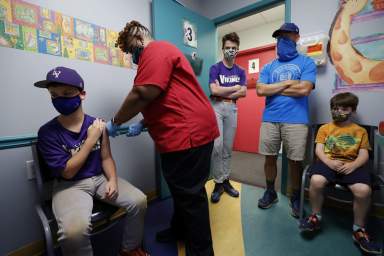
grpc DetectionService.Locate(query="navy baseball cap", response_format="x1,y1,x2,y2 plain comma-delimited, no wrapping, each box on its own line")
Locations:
34,66,84,90
272,22,300,38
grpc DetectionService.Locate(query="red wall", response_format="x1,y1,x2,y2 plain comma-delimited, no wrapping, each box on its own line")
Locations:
233,44,276,153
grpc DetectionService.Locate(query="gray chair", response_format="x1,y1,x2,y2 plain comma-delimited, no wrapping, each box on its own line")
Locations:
32,144,127,256
299,124,384,220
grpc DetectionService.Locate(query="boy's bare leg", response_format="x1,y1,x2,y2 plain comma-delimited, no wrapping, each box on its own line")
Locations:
349,183,371,227
309,174,328,213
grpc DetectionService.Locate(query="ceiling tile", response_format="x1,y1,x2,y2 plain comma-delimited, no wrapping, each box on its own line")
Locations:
262,4,285,23
217,4,284,34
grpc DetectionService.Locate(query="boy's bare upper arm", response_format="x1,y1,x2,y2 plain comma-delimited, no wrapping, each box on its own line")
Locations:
358,148,369,157
315,143,325,156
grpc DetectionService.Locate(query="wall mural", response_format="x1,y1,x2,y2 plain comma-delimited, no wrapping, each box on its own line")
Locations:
328,0,384,91
0,0,132,68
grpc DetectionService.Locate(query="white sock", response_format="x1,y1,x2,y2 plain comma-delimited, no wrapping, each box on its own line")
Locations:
353,224,363,232
314,213,322,221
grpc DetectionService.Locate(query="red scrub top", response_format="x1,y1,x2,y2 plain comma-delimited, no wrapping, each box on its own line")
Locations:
134,41,219,153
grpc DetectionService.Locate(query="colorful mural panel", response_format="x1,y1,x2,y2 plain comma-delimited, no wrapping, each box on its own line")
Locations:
329,0,384,91
0,0,131,69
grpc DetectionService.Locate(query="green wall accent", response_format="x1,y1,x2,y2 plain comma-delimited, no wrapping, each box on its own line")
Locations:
0,127,136,150
0,134,37,150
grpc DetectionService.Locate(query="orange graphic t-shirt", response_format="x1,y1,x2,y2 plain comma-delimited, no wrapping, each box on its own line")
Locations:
315,122,371,162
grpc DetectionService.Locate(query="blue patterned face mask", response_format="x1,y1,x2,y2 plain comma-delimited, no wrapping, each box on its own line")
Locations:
331,109,352,122
277,36,298,61
224,48,237,60
52,95,81,115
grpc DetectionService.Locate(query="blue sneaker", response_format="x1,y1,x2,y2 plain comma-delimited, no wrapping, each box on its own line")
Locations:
353,228,382,255
299,214,321,233
290,194,301,218
258,189,278,209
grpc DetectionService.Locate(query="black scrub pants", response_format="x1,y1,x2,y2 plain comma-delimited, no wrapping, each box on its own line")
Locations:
160,141,214,256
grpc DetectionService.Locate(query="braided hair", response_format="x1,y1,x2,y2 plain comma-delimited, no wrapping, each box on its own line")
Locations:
116,20,151,54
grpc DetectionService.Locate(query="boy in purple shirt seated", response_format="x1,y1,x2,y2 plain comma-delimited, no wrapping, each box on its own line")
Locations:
35,67,149,256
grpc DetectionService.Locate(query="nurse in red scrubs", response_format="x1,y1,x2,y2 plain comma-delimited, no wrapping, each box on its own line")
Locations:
106,20,219,256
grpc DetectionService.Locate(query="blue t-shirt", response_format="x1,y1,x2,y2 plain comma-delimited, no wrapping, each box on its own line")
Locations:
209,61,246,88
37,114,103,180
258,54,316,124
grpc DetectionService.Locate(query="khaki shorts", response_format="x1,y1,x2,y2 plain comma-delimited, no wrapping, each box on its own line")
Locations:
259,122,309,161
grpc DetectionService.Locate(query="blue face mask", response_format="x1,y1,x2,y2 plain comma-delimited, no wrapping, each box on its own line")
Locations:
52,95,81,115
277,36,298,61
132,47,144,65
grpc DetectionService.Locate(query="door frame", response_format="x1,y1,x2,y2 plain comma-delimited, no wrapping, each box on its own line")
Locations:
237,43,276,57
236,42,276,88
214,0,291,195
213,0,290,26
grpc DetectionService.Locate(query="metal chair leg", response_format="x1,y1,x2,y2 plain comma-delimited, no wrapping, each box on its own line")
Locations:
299,165,310,220
36,205,55,256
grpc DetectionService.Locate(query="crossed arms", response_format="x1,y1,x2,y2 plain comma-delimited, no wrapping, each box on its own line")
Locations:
210,80,247,100
256,80,313,97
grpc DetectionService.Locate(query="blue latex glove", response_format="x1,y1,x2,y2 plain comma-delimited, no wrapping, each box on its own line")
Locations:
106,120,120,137
126,122,144,137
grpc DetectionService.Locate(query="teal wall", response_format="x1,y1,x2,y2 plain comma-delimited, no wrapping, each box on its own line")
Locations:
152,0,217,96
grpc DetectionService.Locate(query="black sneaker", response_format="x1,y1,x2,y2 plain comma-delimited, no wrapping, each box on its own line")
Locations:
222,179,239,198
352,228,382,255
258,189,278,209
299,214,321,233
211,182,224,203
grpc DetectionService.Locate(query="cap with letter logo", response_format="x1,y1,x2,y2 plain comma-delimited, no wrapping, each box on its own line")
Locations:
34,66,84,90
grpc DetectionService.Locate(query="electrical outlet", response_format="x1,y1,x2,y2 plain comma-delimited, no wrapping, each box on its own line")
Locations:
26,160,35,180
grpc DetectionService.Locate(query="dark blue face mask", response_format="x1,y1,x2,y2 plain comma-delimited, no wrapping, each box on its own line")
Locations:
277,36,298,61
132,47,144,65
52,95,81,115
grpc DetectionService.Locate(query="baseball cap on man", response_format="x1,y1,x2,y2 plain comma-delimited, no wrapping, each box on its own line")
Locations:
34,66,84,90
272,23,300,38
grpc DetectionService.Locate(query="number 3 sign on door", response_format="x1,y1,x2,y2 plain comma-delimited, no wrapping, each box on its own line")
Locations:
183,19,197,48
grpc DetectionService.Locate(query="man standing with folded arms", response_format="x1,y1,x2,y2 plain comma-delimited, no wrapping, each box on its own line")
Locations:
256,23,316,218
209,32,247,203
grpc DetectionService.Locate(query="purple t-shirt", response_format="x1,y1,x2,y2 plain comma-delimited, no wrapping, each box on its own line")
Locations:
209,61,246,88
37,114,103,180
